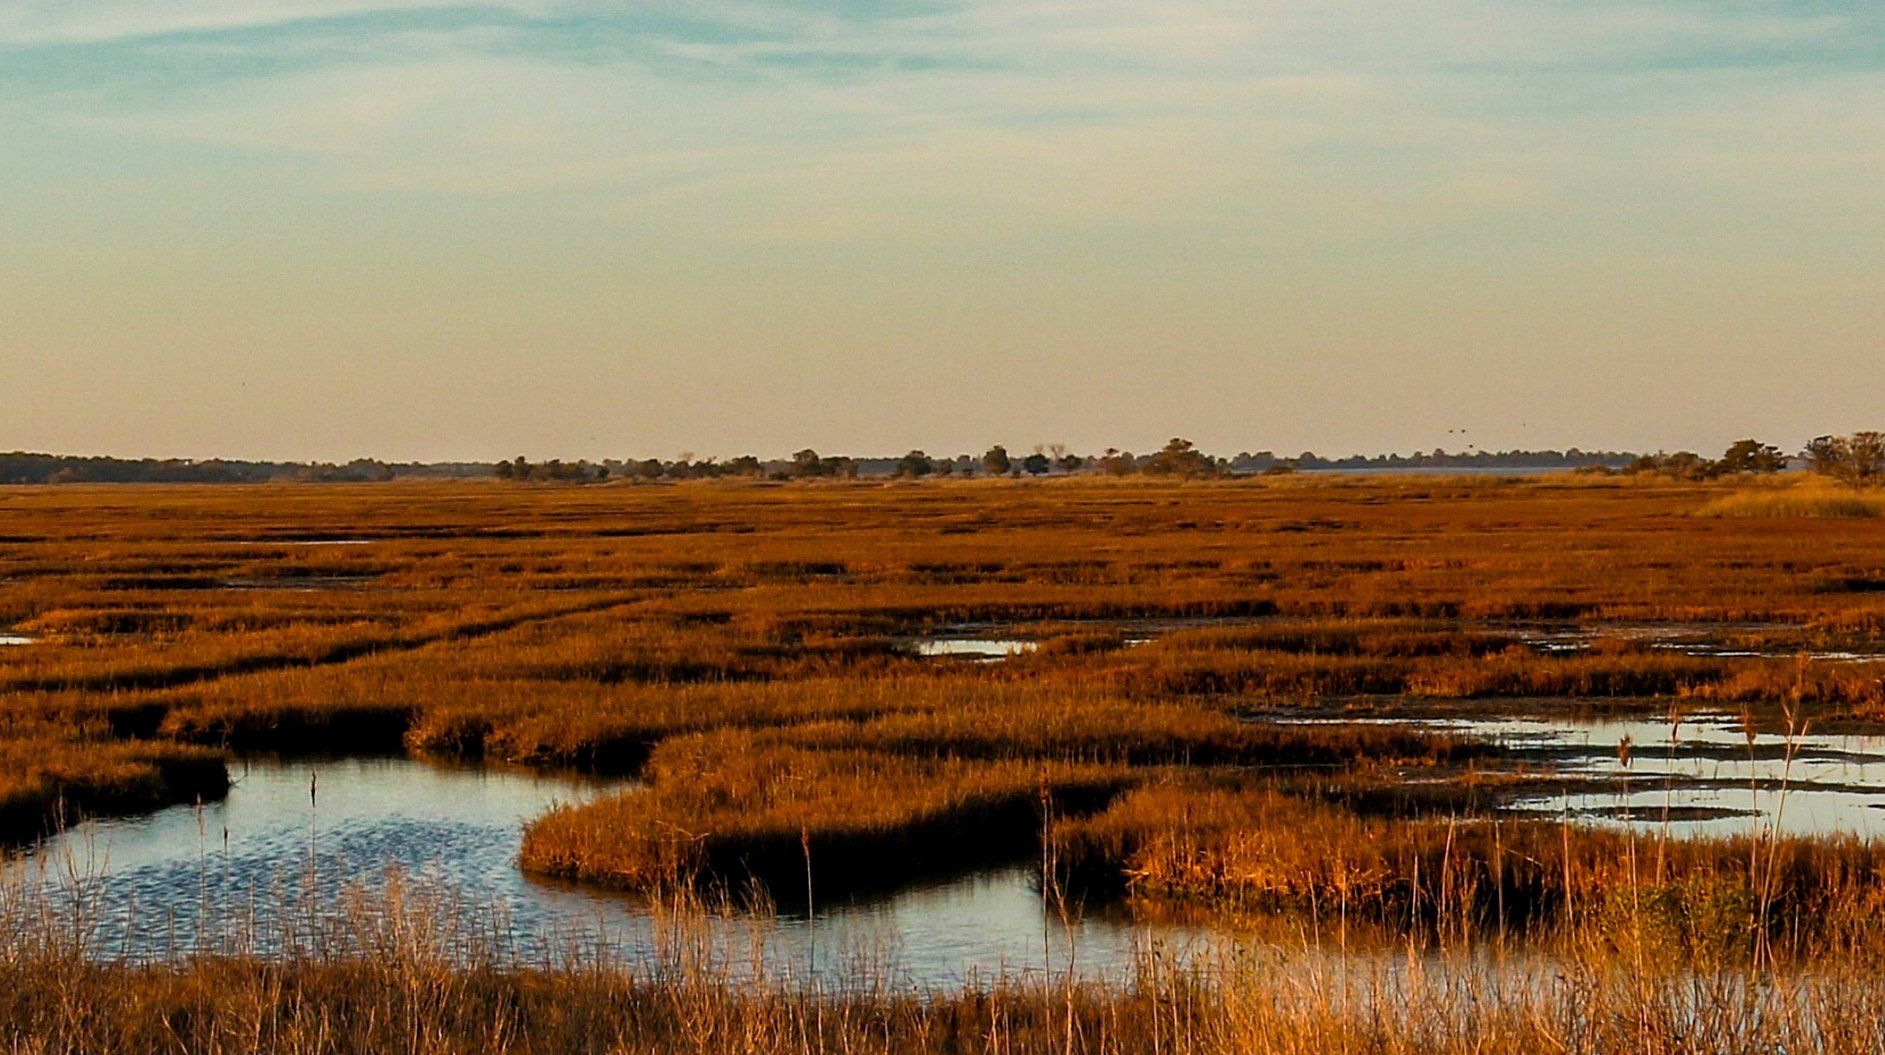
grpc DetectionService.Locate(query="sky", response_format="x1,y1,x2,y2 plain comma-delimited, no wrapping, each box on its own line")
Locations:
2,0,1882,462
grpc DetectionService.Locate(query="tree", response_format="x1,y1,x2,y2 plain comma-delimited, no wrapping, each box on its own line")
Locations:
1100,448,1136,476
982,445,1011,476
1045,443,1083,472
1659,451,1711,481
1807,432,1885,487
1848,432,1883,484
1021,452,1051,476
1622,451,1713,480
495,456,608,483
1144,438,1216,478
1717,439,1786,474
894,450,935,478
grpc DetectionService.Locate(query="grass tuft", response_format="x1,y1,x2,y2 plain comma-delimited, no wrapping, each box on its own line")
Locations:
1697,485,1885,518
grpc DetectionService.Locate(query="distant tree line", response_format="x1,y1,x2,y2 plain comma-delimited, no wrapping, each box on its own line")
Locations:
877,440,1224,480
295,459,397,482
1611,438,1823,481
12,436,1884,485
1611,443,1770,480
1594,434,1885,486
395,435,1885,486
1242,448,1640,472
495,457,609,483
0,453,452,484
0,453,280,484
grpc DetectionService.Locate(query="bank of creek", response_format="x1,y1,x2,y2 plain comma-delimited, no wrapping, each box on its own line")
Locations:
7,756,1212,984
12,703,1885,983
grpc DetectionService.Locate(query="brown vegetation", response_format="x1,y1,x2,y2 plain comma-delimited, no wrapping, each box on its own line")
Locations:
6,475,1885,913
1053,779,1885,956
14,475,1885,1047
6,881,1885,1053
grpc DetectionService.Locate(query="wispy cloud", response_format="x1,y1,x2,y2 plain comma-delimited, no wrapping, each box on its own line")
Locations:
2,0,1881,460
0,0,546,46
9,0,1877,250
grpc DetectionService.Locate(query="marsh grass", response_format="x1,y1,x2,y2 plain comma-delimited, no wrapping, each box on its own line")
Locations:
1052,779,1885,957
9,477,1885,906
0,736,227,845
13,472,1885,1047
7,867,1885,1053
1697,484,1885,519
520,739,1129,897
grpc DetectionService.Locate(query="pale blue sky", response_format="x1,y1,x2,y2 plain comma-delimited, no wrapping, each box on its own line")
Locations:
3,1,1881,460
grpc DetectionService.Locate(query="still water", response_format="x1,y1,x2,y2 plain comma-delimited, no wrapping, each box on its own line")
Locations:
1485,714,1885,835
1272,713,1885,836
1513,623,1885,662
8,757,1200,984
912,637,1038,660
21,711,1879,979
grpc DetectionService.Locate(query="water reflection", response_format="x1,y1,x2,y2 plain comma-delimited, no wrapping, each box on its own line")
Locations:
1513,624,1885,662
7,757,1201,984
227,538,379,546
912,638,1038,660
1483,715,1885,836
1269,713,1885,836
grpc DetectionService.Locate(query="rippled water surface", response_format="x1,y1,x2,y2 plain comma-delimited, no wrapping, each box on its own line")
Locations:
9,757,1200,984
29,707,1872,981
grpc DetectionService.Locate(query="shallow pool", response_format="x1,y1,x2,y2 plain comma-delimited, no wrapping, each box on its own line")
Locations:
1268,712,1885,836
912,638,1038,660
8,756,1203,984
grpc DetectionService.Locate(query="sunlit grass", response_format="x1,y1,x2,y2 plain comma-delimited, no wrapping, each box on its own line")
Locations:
15,476,1885,1047
6,876,1885,1052
1698,483,1885,518
5,476,1885,901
